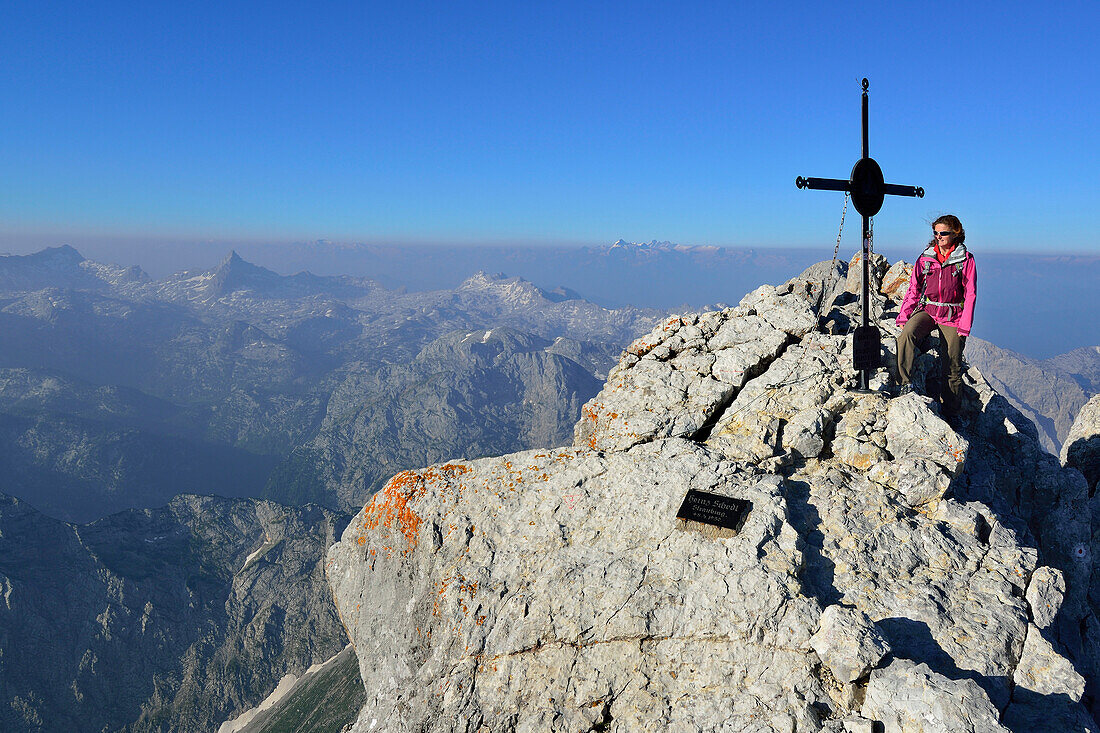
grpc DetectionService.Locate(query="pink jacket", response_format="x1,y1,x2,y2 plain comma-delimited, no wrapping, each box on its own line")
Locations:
896,243,977,336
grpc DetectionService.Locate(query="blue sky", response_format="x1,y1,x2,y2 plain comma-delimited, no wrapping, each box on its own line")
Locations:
2,1,1098,254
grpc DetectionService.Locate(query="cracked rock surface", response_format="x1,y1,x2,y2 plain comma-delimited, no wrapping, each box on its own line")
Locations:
328,258,1099,732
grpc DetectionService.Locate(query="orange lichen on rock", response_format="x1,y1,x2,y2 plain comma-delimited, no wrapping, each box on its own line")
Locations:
433,463,472,478
581,402,603,449
362,470,426,554
361,463,473,557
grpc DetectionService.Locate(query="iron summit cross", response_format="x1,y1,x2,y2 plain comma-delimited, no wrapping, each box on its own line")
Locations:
796,78,924,391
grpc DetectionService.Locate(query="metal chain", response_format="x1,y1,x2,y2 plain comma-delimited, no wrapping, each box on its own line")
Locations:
831,192,848,273
867,215,883,323
815,192,849,317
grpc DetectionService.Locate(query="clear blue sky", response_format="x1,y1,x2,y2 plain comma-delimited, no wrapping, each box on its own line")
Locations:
2,0,1098,254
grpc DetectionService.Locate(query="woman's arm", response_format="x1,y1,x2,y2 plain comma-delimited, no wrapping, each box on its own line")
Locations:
957,255,977,337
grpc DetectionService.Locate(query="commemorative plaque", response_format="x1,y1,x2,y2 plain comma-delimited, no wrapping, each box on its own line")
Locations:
675,489,751,539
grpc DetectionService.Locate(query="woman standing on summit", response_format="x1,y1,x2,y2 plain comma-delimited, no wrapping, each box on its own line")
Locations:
895,215,977,417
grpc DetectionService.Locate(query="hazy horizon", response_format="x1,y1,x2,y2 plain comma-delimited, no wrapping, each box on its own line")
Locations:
4,238,1096,361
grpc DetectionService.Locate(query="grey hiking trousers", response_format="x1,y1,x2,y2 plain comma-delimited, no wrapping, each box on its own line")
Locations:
897,310,967,414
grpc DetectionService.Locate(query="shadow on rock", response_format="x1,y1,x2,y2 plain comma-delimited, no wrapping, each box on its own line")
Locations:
877,616,1011,710
1064,433,1100,496
783,478,841,608
1003,688,1098,733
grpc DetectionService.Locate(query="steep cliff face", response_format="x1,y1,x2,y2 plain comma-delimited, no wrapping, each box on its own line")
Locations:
327,258,1100,732
1063,395,1100,493
265,327,603,512
0,494,349,733
964,336,1092,454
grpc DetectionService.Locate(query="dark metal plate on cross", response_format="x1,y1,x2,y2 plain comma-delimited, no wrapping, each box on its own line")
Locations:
849,157,885,217
852,325,881,372
795,78,924,390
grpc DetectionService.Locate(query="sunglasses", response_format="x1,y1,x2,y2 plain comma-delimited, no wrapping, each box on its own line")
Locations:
933,230,954,237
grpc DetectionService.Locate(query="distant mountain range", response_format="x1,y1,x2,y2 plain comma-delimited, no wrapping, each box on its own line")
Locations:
29,237,1100,358
0,246,660,521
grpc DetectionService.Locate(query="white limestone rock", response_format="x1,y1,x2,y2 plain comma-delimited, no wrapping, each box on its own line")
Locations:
328,440,830,732
822,719,875,733
884,394,969,475
879,260,913,303
808,605,890,683
739,283,819,338
1063,395,1100,492
706,334,848,462
861,659,1009,732
574,312,790,453
706,410,781,462
1013,623,1086,701
1026,565,1066,630
328,258,1100,731
868,457,951,508
844,252,889,297
782,407,832,459
788,259,848,317
832,435,889,473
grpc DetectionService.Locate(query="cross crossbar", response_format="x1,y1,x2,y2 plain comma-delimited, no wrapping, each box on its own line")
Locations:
795,177,923,199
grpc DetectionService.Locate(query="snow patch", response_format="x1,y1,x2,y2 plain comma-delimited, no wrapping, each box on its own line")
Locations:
214,645,352,733
216,672,298,733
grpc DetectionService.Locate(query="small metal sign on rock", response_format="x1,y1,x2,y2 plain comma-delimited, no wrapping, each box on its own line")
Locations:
676,489,752,539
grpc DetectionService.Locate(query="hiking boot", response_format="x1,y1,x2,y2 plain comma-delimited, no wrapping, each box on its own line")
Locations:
892,383,915,398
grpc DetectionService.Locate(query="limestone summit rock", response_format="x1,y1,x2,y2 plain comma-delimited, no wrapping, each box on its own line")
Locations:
1063,395,1100,493
327,258,1099,731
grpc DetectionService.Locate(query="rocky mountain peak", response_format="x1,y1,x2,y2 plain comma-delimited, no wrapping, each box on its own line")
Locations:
208,250,275,294
37,243,85,264
0,245,147,292
153,250,379,304
327,257,1100,731
458,271,566,306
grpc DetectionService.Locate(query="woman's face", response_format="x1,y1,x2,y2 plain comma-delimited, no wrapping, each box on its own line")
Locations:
933,225,955,248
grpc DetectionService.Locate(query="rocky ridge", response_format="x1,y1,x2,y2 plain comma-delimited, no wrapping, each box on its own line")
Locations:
964,336,1094,454
0,245,149,292
328,257,1100,731
0,493,349,733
